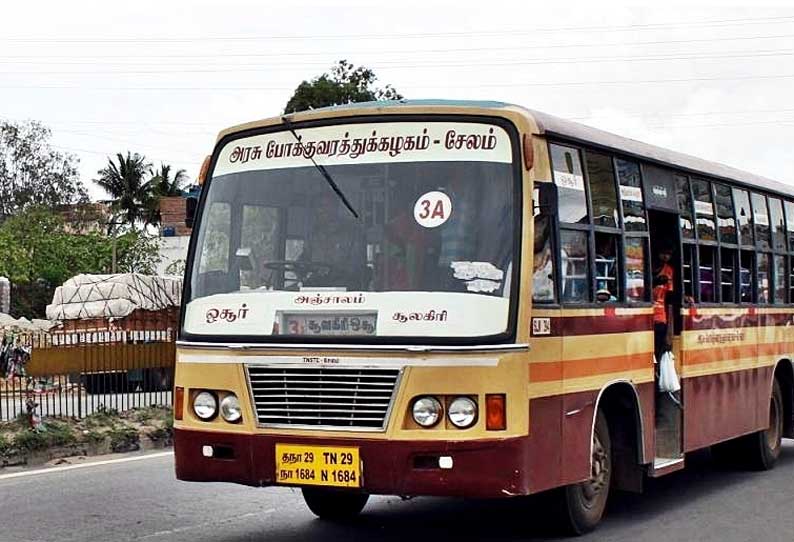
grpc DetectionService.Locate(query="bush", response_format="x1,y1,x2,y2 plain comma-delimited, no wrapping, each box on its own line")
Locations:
84,405,120,428
108,426,139,453
13,419,76,452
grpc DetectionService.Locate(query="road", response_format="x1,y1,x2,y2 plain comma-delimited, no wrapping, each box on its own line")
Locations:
2,443,794,542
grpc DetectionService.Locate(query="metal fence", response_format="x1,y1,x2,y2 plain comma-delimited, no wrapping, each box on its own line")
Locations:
1,313,176,422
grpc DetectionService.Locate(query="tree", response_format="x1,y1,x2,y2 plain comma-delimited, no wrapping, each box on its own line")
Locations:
0,207,161,318
94,152,153,228
284,59,403,114
0,120,87,220
145,164,189,225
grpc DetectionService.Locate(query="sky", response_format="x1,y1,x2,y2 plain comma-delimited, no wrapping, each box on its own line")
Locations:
2,0,794,201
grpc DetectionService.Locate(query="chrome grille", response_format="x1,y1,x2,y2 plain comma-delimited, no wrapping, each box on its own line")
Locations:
246,366,401,430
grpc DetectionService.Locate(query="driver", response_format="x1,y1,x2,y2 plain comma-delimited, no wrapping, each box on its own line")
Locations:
300,191,367,289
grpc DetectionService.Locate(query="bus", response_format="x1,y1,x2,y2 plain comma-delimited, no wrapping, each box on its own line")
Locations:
173,100,792,535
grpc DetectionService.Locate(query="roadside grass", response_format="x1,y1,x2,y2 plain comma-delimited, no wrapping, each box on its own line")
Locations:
0,405,173,465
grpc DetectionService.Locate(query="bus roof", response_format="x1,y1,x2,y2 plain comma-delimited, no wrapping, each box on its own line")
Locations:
527,108,794,199
227,99,794,198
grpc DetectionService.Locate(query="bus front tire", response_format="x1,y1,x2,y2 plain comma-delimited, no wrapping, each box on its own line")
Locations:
302,488,369,521
559,410,612,535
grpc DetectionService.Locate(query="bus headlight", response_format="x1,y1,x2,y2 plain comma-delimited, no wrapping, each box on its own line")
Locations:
412,396,442,427
448,397,478,428
193,391,218,420
220,394,242,423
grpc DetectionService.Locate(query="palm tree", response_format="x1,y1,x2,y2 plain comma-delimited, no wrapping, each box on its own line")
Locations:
95,152,153,228
145,164,189,225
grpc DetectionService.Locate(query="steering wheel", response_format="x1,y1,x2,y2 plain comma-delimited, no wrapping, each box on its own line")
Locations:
262,260,333,289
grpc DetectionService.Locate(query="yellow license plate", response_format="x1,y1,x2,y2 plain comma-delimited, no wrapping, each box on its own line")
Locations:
275,444,361,488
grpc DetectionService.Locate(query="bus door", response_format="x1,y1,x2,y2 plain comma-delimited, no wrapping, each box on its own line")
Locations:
644,167,685,467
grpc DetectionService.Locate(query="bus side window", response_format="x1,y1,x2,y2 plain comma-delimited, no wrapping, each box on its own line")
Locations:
720,248,737,303
740,251,755,303
675,175,695,240
733,188,755,247
714,183,737,244
625,237,648,303
616,159,646,231
560,230,590,303
773,254,786,304
594,233,620,301
532,190,556,303
758,253,771,304
789,254,794,304
550,144,588,225
769,198,786,253
698,246,715,302
785,201,794,252
752,193,771,251
691,179,716,241
585,152,619,228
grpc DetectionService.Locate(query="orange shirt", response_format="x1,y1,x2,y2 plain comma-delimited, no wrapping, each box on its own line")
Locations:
653,263,674,324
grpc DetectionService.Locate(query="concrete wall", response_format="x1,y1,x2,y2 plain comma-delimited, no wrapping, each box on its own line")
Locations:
157,236,191,277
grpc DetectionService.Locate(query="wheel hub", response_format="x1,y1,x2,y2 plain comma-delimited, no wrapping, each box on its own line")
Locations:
582,433,609,504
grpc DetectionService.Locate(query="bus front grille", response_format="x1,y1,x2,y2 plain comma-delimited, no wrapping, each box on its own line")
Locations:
246,366,401,431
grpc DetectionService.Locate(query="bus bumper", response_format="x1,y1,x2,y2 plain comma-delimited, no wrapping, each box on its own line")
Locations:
174,428,530,498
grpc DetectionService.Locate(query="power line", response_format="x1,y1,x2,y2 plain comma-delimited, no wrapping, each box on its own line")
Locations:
3,50,794,75
2,14,794,42
569,107,794,121
2,72,794,92
2,32,794,62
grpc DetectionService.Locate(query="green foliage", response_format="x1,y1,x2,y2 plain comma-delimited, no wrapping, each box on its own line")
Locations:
284,59,403,114
0,120,88,219
0,207,162,318
95,155,190,229
84,405,121,428
0,433,10,457
13,420,76,452
128,406,171,424
94,152,153,228
108,425,139,452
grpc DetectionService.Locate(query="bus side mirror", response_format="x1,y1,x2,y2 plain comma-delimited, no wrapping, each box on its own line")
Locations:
537,182,558,215
185,197,198,228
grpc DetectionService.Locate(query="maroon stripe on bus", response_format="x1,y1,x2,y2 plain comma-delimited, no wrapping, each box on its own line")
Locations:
549,314,653,336
683,311,794,330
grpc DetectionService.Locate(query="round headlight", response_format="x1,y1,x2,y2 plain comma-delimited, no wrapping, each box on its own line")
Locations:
448,396,478,428
412,396,442,427
220,394,242,423
193,391,218,420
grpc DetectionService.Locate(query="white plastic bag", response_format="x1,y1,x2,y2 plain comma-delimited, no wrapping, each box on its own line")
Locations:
658,350,681,393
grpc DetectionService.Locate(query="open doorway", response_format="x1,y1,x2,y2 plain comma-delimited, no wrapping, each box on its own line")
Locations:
647,209,684,465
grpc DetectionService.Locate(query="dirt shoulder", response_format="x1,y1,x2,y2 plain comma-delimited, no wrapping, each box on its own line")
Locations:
0,406,173,469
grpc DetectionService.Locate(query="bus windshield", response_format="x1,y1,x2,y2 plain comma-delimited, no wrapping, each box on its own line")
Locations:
184,120,518,341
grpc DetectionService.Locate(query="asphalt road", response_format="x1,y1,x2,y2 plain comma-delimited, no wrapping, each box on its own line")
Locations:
2,443,794,542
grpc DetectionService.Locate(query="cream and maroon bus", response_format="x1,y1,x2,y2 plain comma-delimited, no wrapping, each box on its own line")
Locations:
173,100,792,535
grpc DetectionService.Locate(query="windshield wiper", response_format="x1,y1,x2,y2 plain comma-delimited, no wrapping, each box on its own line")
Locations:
281,116,360,220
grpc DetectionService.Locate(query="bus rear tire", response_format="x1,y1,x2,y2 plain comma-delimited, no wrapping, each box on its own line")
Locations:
302,488,369,521
743,379,783,471
558,410,612,535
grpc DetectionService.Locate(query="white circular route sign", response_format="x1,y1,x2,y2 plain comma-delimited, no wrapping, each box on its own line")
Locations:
413,191,453,228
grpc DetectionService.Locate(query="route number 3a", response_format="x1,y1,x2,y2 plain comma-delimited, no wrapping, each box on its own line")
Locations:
414,191,453,228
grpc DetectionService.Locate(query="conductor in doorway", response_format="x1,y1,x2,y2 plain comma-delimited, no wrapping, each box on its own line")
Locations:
652,244,675,363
